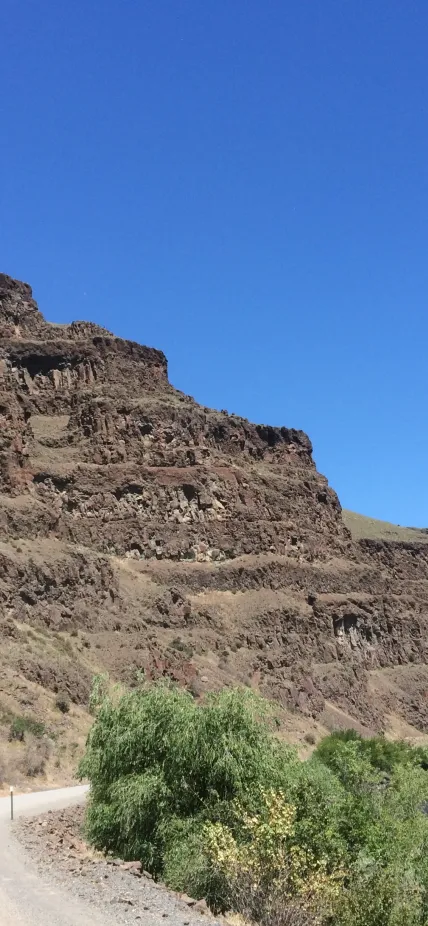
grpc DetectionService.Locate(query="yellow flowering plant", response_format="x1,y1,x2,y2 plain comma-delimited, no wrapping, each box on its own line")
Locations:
204,789,344,924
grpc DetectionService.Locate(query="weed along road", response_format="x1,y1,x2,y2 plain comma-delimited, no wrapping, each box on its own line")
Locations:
0,785,104,926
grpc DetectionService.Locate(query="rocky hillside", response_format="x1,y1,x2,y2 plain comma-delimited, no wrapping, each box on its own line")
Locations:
1,273,428,783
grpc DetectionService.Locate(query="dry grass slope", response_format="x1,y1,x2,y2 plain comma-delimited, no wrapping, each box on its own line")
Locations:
342,510,428,544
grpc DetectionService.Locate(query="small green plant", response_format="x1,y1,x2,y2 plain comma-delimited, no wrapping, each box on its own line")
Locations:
168,637,193,657
9,715,45,742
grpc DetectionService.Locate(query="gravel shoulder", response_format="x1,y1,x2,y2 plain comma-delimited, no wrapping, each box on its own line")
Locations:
0,787,103,926
11,799,220,926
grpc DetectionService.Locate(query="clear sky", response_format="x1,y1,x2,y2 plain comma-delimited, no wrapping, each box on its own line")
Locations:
1,1,427,526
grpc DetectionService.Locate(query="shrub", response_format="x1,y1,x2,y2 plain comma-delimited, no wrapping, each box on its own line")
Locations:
55,694,70,714
9,715,45,742
204,790,343,920
314,729,428,775
162,818,226,909
79,682,428,925
79,683,299,879
334,864,424,926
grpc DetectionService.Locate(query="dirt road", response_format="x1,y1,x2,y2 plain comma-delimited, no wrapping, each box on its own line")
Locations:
0,786,215,926
0,785,107,926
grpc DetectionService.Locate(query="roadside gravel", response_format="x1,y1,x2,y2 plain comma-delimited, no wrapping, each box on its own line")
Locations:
14,806,221,926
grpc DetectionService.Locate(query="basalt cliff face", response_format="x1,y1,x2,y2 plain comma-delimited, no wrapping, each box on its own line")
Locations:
1,273,428,762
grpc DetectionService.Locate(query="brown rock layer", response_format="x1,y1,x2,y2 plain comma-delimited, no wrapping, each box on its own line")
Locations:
1,273,428,745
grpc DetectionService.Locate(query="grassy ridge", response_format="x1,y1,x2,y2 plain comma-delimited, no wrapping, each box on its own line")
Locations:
343,509,428,544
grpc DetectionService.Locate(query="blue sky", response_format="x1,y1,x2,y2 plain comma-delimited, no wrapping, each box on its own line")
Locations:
2,1,427,526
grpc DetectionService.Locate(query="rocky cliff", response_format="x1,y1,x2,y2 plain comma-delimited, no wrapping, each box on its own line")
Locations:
1,273,428,773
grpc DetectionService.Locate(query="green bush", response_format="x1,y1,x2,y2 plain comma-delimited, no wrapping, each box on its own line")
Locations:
334,863,425,926
162,818,227,909
204,789,343,923
9,715,45,742
314,728,428,775
80,682,428,925
79,683,299,872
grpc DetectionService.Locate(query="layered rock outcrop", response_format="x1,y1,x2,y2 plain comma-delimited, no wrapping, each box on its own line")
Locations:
1,273,428,742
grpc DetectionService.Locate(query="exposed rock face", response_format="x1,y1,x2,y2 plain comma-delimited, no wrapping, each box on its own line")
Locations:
1,273,428,741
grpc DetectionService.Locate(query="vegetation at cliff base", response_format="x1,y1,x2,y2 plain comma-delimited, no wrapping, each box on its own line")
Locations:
79,681,428,925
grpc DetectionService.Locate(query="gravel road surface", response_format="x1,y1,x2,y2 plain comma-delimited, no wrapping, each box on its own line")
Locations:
0,786,100,925
0,786,219,926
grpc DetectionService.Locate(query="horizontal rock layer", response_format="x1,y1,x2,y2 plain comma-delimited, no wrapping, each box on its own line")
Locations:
1,273,428,742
